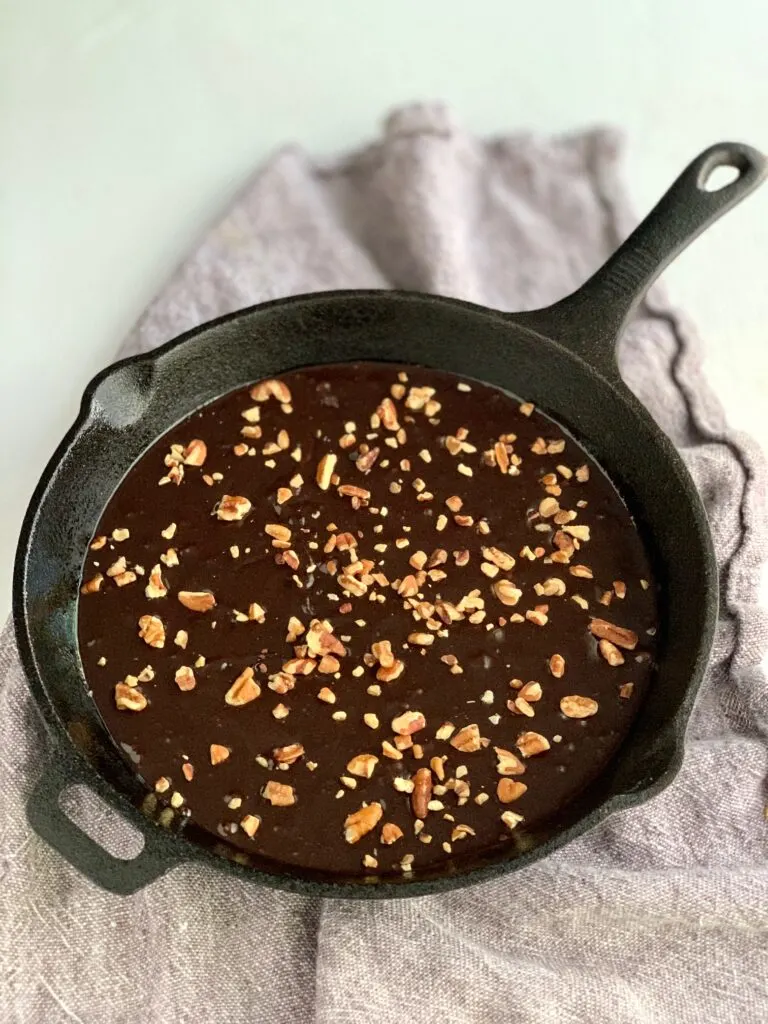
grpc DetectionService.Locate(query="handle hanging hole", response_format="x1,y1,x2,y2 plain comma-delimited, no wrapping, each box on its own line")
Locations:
701,163,741,192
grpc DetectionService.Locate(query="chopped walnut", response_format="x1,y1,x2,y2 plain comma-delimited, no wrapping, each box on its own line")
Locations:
114,683,147,711
381,822,403,845
273,743,305,764
491,580,523,607
216,495,252,521
347,753,378,778
494,746,526,776
240,814,261,838
182,439,207,466
80,574,104,595
589,618,639,650
501,810,524,830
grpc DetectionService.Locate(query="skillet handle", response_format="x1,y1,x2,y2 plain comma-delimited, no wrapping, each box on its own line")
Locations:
514,142,767,378
27,749,186,895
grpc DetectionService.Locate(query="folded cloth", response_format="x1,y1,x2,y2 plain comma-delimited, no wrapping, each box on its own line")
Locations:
2,104,766,1024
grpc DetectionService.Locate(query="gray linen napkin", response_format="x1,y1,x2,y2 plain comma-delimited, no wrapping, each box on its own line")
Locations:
2,104,766,1024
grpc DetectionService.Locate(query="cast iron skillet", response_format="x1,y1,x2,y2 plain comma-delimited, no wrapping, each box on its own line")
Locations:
14,143,766,897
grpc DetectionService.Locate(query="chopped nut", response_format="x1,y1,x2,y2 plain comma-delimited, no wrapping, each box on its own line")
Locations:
138,614,165,648
588,618,639,650
411,767,433,819
240,814,261,838
491,580,523,607
525,609,548,626
174,666,196,691
114,683,147,711
182,763,194,782
516,731,551,758
265,523,292,544
391,711,426,735
89,536,107,550
497,778,527,803
182,439,207,466
317,687,336,704
174,629,188,649
111,528,130,542
316,453,337,490
145,563,167,600
177,590,216,613
250,378,292,404
381,822,403,845
347,753,378,778
344,802,383,843
519,681,542,702
161,522,177,540
381,739,402,759
548,654,566,678
225,666,261,705
450,724,481,753
210,744,230,765
560,695,599,718
273,743,305,764
377,659,405,683
619,682,635,699
501,810,524,830
407,632,434,646
216,494,252,521
262,780,296,806
494,746,526,776
598,639,625,666
80,574,104,595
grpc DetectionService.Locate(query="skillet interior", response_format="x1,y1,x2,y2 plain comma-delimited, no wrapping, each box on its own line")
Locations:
15,290,716,896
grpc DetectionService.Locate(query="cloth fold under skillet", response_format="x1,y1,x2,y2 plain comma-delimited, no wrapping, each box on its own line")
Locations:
1,104,766,1023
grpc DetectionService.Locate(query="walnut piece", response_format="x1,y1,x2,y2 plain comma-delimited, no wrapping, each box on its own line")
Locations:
380,822,403,845
391,710,426,735
491,580,523,607
494,746,526,776
210,744,230,765
182,439,207,466
347,753,379,778
273,743,305,764
174,666,196,691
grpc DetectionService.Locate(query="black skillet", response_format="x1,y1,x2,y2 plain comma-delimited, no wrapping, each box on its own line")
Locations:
14,143,766,896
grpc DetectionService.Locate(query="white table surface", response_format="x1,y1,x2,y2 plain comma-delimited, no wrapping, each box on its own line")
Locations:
3,0,767,620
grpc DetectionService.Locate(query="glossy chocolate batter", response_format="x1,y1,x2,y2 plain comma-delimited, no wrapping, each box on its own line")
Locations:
78,364,657,877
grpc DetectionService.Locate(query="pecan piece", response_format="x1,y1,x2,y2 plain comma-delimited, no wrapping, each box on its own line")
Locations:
450,724,481,753
316,453,337,490
548,654,565,678
560,695,599,718
250,378,292,404
138,614,165,648
177,590,216,612
262,780,296,806
501,810,524,830
240,814,261,838
347,753,379,778
182,439,207,466
273,743,305,764
380,822,403,845
174,666,196,691
145,563,167,599
588,618,638,650
411,767,433,819
516,731,551,758
209,743,230,765
391,710,426,735
491,580,523,607
497,779,527,803
216,495,252,521
598,639,625,666
225,666,261,705
343,802,383,843
114,683,147,711
494,746,526,776
80,574,104,595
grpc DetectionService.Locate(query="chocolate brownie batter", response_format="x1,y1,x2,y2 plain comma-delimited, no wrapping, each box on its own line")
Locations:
78,364,657,877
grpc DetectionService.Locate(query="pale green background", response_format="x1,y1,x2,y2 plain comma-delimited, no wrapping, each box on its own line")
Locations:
3,0,768,617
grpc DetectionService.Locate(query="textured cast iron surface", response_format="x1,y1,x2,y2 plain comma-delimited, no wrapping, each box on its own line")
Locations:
14,143,765,897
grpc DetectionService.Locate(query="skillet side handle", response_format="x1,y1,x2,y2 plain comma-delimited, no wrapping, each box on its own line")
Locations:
27,751,185,896
514,142,767,378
